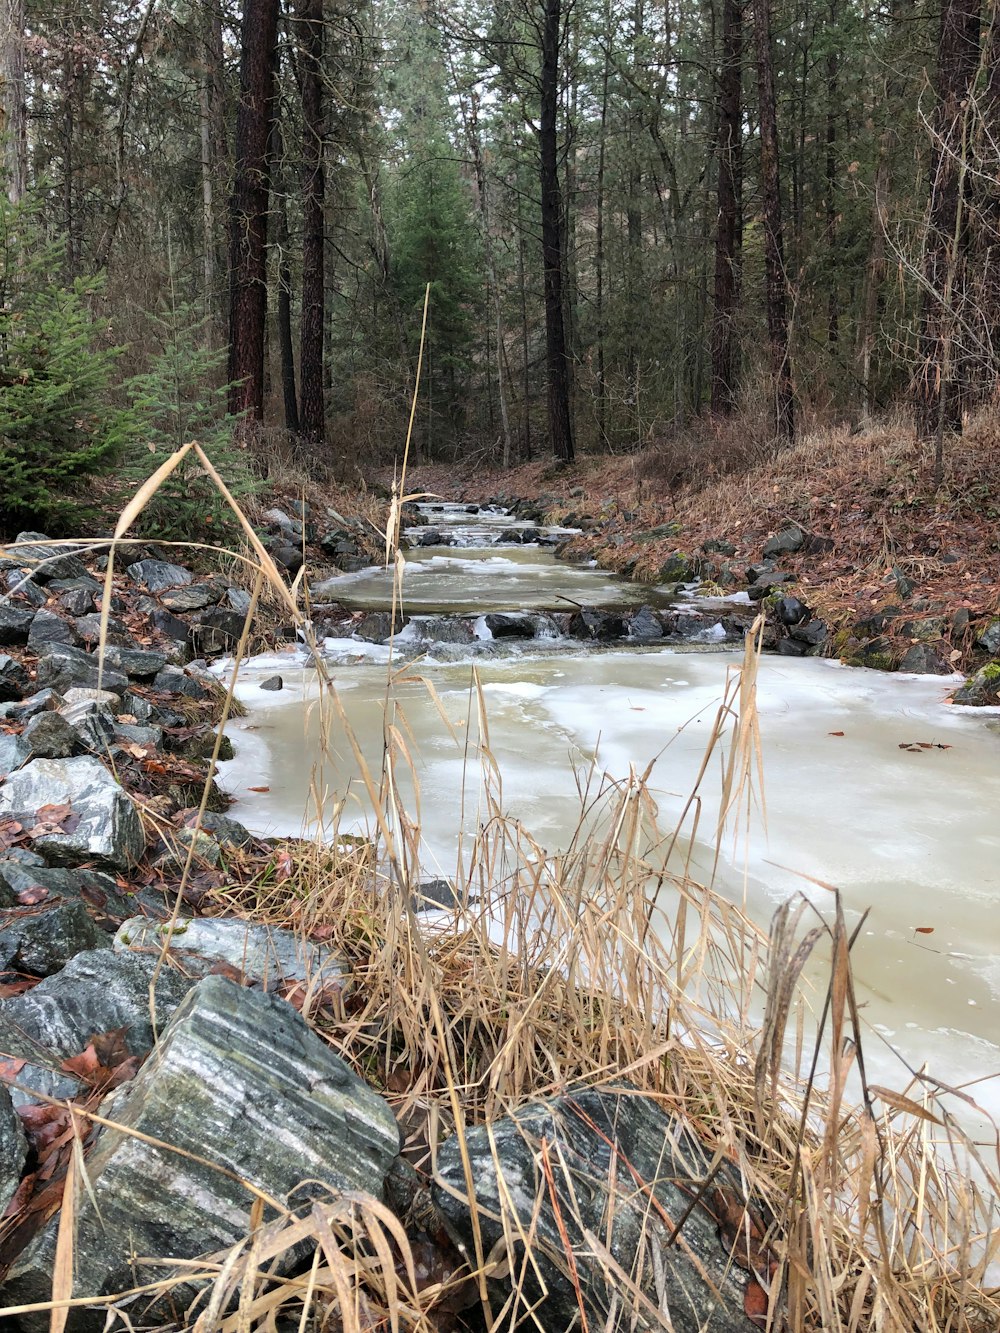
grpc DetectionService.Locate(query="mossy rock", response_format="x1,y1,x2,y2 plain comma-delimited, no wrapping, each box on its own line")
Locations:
166,776,230,814
954,660,1000,705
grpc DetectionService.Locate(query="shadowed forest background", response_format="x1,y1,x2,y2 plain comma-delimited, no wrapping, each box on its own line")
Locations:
0,0,995,532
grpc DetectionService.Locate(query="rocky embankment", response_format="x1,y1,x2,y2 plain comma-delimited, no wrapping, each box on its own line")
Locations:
464,492,1000,703
0,529,766,1330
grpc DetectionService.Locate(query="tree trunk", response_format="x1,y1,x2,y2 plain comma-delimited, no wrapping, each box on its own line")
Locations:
296,0,325,443
914,0,981,453
271,118,299,435
0,0,26,204
710,0,742,415
751,0,795,439
198,3,225,327
539,0,575,463
824,0,839,346
227,0,279,427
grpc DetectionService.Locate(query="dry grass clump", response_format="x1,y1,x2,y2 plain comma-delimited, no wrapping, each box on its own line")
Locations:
8,440,1000,1333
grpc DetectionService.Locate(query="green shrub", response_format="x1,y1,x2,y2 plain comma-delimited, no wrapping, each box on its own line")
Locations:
124,300,259,544
0,199,130,536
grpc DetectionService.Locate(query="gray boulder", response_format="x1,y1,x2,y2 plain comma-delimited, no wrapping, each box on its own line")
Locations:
0,948,193,1107
114,916,347,991
0,756,145,870
35,644,129,697
0,654,30,702
4,976,400,1330
159,582,220,613
11,533,88,581
22,711,79,759
0,899,110,976
406,616,475,646
954,662,1000,704
354,610,407,643
0,606,34,647
0,1084,27,1214
0,732,30,778
568,608,626,641
762,525,805,558
899,643,952,675
482,612,539,638
628,606,664,641
0,860,143,925
432,1086,756,1333
788,618,828,647
57,585,96,617
977,619,1000,655
126,559,193,592
26,609,78,649
103,644,168,679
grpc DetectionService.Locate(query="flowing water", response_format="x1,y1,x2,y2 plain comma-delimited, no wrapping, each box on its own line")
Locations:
216,503,1000,1123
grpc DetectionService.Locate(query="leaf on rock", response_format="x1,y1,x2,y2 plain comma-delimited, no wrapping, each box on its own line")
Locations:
15,885,48,905
0,1055,26,1081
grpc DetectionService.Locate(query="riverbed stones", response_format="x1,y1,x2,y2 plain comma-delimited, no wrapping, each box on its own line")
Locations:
776,596,809,626
568,608,626,641
432,1085,755,1333
628,605,664,640
260,674,284,690
977,619,1000,654
0,756,145,870
355,610,407,642
103,644,168,679
114,916,347,991
0,860,140,925
3,975,401,1330
0,733,30,777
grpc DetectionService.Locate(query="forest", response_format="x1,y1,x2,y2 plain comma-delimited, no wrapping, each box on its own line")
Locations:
0,0,995,533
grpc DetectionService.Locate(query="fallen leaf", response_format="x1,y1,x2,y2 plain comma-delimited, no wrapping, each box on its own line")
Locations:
15,885,48,905
828,730,845,737
914,926,935,934
0,1055,26,1081
248,785,270,793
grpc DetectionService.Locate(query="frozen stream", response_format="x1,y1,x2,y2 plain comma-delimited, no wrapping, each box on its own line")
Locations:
216,504,1000,1122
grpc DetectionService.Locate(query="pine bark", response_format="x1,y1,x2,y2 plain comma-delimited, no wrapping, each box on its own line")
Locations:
227,0,279,426
710,0,743,415
539,0,575,463
751,0,794,439
296,0,325,443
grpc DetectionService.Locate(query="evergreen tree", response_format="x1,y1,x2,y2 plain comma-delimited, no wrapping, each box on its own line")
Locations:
0,195,129,535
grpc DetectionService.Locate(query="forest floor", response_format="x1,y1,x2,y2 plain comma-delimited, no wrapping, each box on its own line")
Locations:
397,413,1000,677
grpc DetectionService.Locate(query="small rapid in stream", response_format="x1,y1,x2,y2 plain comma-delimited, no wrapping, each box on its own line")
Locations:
216,502,1000,1126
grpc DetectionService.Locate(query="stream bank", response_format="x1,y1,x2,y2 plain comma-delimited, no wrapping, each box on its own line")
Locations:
396,420,1000,701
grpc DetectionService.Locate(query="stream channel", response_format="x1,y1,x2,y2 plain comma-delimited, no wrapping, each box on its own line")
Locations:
216,502,1000,1129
